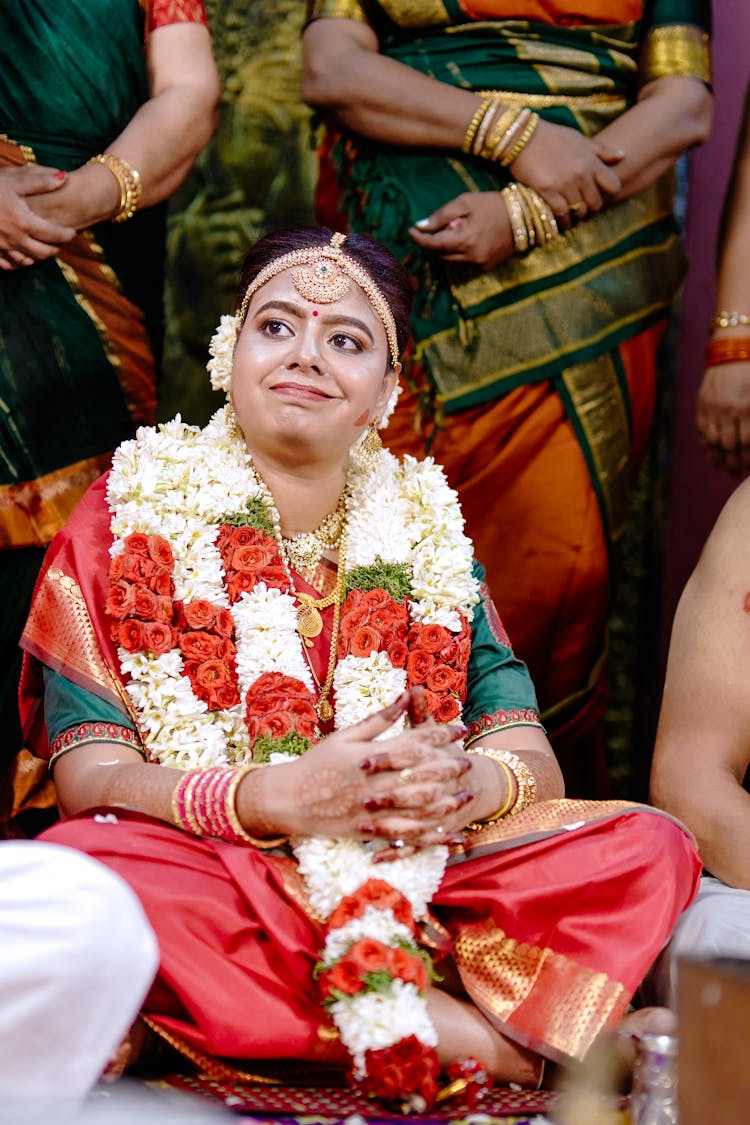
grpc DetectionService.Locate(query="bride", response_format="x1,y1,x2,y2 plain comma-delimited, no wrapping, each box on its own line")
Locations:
22,226,699,1104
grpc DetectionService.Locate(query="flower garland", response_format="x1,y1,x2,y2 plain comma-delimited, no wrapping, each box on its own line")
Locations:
105,369,479,1103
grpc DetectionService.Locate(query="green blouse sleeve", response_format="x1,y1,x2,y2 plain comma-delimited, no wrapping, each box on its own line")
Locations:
43,666,143,770
463,560,543,746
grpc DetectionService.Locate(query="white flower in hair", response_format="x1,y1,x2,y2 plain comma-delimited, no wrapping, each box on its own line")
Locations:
207,314,239,393
378,379,402,428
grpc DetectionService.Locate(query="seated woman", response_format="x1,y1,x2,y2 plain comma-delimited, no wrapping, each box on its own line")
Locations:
22,227,700,1102
650,478,750,1002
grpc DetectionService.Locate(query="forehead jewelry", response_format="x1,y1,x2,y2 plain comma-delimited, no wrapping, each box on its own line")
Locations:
237,232,400,368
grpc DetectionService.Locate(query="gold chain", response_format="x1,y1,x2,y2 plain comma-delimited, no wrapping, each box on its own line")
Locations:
246,462,348,721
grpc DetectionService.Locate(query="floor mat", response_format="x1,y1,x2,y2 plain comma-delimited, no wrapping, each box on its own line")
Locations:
161,1073,558,1123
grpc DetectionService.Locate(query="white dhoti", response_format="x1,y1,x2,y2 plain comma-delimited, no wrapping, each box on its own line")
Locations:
0,840,158,1120
646,874,750,1005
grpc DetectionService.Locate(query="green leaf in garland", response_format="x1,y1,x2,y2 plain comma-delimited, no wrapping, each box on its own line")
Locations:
345,558,412,602
219,498,275,535
251,731,312,763
362,969,397,994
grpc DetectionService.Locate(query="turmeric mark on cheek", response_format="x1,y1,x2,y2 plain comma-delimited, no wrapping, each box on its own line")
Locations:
744,593,750,613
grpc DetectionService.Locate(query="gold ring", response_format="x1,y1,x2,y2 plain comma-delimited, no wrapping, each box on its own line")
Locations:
399,768,414,784
570,202,584,213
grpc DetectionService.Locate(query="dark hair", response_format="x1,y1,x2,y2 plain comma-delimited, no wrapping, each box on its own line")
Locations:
234,226,413,363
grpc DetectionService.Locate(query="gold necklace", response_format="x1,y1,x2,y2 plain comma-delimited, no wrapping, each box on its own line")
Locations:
297,529,347,722
281,496,346,573
247,462,348,721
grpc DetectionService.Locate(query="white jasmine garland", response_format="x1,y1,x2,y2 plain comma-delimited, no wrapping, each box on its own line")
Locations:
321,906,416,962
107,363,480,1096
331,982,439,1075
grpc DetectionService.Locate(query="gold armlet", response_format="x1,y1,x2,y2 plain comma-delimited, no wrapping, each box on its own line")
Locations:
640,25,711,85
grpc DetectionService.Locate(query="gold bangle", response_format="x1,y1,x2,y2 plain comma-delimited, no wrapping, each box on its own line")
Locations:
465,757,516,831
465,746,537,819
524,185,559,243
462,96,494,155
87,152,143,222
226,764,288,849
712,311,750,330
501,185,530,253
182,769,207,837
483,106,526,164
514,183,538,249
501,111,540,168
518,184,559,246
483,106,522,161
472,98,503,159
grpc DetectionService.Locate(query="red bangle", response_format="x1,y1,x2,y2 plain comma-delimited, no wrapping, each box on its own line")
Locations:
705,337,750,367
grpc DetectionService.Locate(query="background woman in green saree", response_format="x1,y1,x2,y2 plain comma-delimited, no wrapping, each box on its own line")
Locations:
0,0,220,822
302,0,713,794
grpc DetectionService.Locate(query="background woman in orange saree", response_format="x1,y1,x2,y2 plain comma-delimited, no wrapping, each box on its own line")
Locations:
302,0,713,793
0,0,220,818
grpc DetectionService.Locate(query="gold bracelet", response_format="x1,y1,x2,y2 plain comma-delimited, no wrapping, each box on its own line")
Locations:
87,152,143,222
462,96,494,154
712,311,750,330
465,746,537,821
501,111,540,167
225,764,288,849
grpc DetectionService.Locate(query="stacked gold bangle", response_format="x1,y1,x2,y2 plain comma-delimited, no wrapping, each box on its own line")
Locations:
462,96,540,165
87,152,143,223
171,763,287,849
465,746,537,831
502,182,559,252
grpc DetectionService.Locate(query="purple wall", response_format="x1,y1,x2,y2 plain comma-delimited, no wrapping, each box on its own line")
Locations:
660,2,750,655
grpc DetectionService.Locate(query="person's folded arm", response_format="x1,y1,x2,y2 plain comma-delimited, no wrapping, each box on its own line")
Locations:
650,480,750,890
29,21,221,231
593,76,713,202
302,18,622,217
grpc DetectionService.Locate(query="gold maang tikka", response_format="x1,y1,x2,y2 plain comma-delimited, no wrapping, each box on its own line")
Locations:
237,232,400,368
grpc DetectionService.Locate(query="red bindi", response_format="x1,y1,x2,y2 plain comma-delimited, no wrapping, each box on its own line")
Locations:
312,310,319,317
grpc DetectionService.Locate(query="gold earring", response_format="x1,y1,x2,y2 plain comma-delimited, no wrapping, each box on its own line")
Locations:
354,421,383,470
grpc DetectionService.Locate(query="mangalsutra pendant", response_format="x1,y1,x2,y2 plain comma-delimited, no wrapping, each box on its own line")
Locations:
317,698,334,722
296,601,324,638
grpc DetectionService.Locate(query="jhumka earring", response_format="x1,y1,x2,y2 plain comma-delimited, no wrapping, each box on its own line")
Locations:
357,421,383,469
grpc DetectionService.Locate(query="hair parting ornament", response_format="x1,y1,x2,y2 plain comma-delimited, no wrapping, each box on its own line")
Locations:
237,232,401,369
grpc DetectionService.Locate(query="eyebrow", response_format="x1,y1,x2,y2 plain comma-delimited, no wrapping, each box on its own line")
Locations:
253,299,375,345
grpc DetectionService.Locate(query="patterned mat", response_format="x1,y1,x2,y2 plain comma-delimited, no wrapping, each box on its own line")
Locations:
162,1073,558,1123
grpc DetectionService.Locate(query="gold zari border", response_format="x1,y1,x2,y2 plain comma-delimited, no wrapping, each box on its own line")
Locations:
561,353,630,542
23,566,136,720
640,25,711,85
480,89,626,109
454,919,626,1061
0,454,112,549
